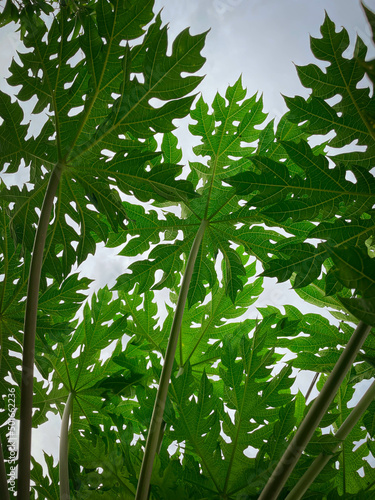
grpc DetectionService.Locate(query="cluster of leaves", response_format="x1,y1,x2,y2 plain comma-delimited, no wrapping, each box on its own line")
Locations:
0,1,96,40
0,1,375,499
227,13,375,325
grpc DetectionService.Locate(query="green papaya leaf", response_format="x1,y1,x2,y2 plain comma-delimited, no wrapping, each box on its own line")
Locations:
285,13,375,169
2,0,206,280
0,198,89,428
228,140,375,222
31,288,150,447
112,78,287,305
30,453,60,500
339,296,375,327
328,247,375,298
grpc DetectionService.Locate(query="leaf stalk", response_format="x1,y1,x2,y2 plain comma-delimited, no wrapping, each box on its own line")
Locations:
59,392,73,500
285,378,375,500
258,320,372,500
18,162,64,500
135,219,208,500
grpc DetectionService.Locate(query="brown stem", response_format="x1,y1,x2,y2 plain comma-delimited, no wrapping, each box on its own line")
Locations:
285,379,375,500
135,219,208,500
59,393,73,500
17,163,63,500
258,321,372,500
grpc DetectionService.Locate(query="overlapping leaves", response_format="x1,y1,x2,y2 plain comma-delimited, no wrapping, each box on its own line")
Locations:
112,78,286,305
228,140,375,222
226,15,375,325
48,292,374,499
70,416,141,499
0,198,89,428
1,0,205,281
163,323,297,498
285,13,375,169
2,3,375,499
294,369,375,498
178,270,262,375
30,287,151,444
328,246,375,326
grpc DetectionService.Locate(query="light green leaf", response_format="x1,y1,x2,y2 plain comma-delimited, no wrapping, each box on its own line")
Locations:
3,0,206,280
285,13,375,168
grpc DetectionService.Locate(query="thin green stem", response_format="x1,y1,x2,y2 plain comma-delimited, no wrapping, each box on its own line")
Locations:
337,386,346,495
258,321,372,500
18,162,64,500
0,439,10,500
59,393,73,500
285,379,375,500
305,372,319,403
135,219,208,500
